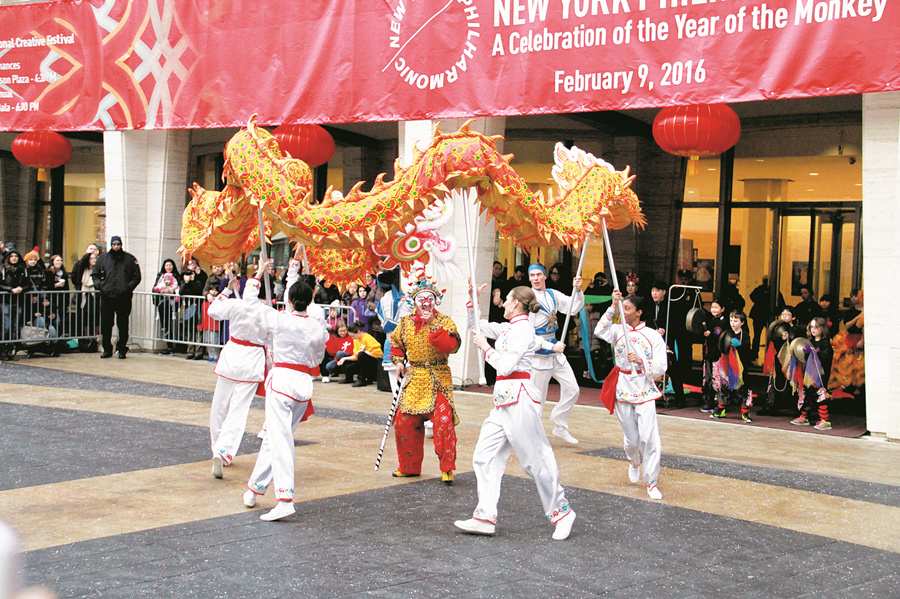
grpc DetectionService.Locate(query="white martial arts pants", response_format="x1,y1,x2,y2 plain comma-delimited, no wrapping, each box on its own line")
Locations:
615,400,662,485
246,386,310,502
471,396,568,524
210,378,258,464
532,357,580,431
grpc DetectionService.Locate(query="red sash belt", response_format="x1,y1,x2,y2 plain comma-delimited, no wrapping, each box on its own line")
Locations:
598,366,622,415
274,362,315,375
497,372,530,381
231,337,265,349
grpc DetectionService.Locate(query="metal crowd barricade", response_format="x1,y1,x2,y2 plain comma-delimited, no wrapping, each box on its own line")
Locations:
129,292,358,353
1,289,359,357
1,289,102,355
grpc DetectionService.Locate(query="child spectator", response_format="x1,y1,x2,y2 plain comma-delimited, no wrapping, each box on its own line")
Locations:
759,306,803,416
350,285,377,333
792,317,834,429
699,298,727,412
711,309,754,422
322,320,353,383
337,321,383,386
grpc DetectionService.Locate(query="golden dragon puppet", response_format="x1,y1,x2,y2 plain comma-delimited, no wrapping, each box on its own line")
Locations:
179,115,645,287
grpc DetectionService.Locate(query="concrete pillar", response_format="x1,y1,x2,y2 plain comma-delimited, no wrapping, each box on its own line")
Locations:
614,136,685,284
103,129,190,348
862,92,900,440
398,118,506,386
741,179,786,292
0,156,34,253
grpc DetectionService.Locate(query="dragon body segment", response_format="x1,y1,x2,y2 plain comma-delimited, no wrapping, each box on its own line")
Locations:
180,117,645,286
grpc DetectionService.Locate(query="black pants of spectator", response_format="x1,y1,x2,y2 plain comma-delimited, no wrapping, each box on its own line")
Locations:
668,336,694,407
100,295,133,356
751,318,766,355
762,369,795,415
483,338,498,385
343,351,379,383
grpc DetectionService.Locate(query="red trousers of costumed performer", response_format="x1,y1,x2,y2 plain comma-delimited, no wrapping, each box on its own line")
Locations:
394,392,457,474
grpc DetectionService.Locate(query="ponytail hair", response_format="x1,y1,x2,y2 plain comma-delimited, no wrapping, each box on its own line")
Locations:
288,280,313,312
510,285,541,314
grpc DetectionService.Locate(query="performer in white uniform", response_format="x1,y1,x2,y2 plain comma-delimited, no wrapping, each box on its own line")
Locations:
527,264,584,444
594,290,668,500
207,270,271,478
454,283,576,541
243,257,329,521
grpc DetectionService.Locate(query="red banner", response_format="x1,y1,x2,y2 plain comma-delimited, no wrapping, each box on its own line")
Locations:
0,0,897,131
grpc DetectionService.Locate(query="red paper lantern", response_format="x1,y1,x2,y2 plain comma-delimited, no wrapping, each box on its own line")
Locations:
11,131,73,169
272,124,335,167
652,104,741,158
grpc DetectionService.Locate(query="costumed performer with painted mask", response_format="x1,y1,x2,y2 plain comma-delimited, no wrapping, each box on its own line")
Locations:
527,263,584,444
594,290,668,500
388,272,461,483
455,282,575,540
243,254,329,521
207,263,272,479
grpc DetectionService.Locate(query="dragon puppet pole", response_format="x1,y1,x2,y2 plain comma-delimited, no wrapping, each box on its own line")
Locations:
460,187,486,385
375,372,404,470
256,206,272,304
560,239,590,348
600,218,636,375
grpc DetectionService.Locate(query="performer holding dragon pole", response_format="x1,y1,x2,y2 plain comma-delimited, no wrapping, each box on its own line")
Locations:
528,264,585,444
594,289,668,500
388,273,461,484
243,254,329,521
455,282,575,540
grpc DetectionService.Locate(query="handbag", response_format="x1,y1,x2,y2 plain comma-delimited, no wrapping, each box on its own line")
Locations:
183,304,198,322
21,325,50,346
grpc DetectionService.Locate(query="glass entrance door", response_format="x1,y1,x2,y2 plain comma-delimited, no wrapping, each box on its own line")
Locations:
776,207,860,310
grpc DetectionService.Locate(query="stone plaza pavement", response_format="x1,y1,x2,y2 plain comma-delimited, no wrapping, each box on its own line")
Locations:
1,353,899,598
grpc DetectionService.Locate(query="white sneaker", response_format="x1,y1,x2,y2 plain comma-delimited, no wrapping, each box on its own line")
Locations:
321,376,330,383
552,510,576,541
552,427,579,444
243,490,257,507
424,420,434,439
454,518,496,535
211,455,224,479
647,483,663,500
260,501,296,521
628,463,641,484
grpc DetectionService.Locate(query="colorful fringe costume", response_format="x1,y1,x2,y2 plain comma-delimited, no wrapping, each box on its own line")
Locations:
713,326,753,420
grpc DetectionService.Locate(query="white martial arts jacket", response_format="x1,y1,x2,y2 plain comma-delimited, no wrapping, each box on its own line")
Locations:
471,310,555,408
594,306,667,404
529,287,584,371
251,260,328,401
208,278,271,383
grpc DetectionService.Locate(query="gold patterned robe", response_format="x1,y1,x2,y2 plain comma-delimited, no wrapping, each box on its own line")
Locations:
390,312,461,421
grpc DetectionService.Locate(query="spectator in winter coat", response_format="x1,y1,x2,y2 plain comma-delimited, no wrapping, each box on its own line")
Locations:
91,236,141,359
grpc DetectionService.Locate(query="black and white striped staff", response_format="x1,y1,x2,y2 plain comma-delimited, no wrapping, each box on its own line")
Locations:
374,371,404,470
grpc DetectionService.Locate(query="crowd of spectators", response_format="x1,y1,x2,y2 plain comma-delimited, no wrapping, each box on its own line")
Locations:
1,241,867,429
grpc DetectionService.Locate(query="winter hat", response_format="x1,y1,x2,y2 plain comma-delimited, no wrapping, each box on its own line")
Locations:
110,235,122,245
23,251,40,262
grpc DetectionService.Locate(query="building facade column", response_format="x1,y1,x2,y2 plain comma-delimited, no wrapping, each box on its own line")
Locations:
399,118,506,386
103,129,190,348
862,91,900,440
